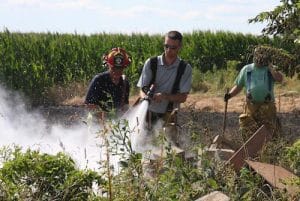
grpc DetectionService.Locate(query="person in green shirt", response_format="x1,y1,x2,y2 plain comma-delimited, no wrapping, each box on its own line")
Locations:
224,46,283,141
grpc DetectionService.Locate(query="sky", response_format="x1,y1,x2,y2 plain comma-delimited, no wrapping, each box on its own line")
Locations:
0,0,280,35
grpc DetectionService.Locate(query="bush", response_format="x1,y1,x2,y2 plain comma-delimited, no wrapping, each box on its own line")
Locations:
0,146,104,201
191,67,209,92
282,139,300,175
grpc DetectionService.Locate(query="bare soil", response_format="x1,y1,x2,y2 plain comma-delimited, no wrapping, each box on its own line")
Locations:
41,92,300,145
179,92,300,144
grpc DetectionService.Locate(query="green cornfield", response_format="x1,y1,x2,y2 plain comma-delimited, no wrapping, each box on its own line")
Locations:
0,29,298,105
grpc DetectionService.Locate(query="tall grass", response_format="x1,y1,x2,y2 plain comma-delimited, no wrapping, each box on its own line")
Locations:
191,60,240,95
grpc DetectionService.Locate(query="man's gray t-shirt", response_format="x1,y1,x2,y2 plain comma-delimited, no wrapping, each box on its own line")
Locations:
137,55,192,113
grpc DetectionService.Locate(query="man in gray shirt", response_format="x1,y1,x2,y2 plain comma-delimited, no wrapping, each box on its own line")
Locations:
137,30,192,146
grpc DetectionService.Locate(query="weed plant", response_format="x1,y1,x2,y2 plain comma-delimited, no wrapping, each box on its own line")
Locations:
0,113,299,200
0,145,104,200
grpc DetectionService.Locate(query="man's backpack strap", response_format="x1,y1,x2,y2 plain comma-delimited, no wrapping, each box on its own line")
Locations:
246,64,254,100
265,70,273,101
172,60,187,94
267,71,272,92
167,59,187,111
149,57,187,91
148,56,187,111
246,64,273,102
149,56,158,86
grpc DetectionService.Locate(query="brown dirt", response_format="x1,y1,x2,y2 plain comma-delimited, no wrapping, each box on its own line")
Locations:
178,92,300,145
128,91,300,113
182,92,300,113
45,92,300,145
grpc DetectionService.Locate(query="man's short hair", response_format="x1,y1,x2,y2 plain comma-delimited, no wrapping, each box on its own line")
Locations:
166,31,183,42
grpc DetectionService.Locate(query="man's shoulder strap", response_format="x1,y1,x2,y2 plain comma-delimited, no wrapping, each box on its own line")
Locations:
245,63,254,94
172,59,187,94
246,64,273,94
167,60,188,111
267,70,273,92
149,56,158,85
149,57,187,93
245,63,254,72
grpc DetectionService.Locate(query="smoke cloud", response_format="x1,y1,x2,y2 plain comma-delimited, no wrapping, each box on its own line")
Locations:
0,85,102,170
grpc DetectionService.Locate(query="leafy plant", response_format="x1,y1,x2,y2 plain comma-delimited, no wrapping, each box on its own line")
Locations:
248,0,300,40
282,139,300,175
0,146,104,201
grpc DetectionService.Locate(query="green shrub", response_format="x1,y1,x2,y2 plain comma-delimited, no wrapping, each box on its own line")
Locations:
282,139,300,175
0,119,298,200
191,67,209,92
0,146,104,201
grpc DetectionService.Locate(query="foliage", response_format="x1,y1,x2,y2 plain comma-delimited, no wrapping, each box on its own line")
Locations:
281,139,300,175
0,29,298,105
248,0,300,40
243,45,297,77
91,118,299,200
0,116,299,200
0,146,104,201
194,60,238,93
100,120,222,200
248,0,300,72
190,67,208,92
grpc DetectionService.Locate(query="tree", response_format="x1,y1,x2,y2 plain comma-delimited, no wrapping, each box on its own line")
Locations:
248,0,300,42
249,0,300,78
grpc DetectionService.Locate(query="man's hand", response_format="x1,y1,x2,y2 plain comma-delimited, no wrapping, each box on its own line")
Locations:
152,93,165,102
224,93,231,102
268,63,284,82
85,104,98,109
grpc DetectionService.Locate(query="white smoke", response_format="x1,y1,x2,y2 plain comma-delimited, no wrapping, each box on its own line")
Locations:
121,100,176,160
0,85,103,170
121,100,151,152
0,85,190,173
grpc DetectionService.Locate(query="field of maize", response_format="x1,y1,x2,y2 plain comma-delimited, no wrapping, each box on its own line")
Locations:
0,29,298,105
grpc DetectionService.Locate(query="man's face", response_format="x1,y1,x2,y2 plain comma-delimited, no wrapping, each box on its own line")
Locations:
108,64,124,79
164,36,181,58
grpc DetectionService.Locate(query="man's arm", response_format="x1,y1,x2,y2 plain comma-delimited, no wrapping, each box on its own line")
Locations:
224,85,243,101
85,104,98,109
139,89,147,99
229,85,243,98
153,92,188,103
268,63,283,82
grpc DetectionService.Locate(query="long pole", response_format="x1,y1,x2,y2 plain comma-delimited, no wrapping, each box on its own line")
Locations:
222,88,229,136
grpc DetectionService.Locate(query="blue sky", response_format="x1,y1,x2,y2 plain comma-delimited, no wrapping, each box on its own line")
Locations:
0,0,279,35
